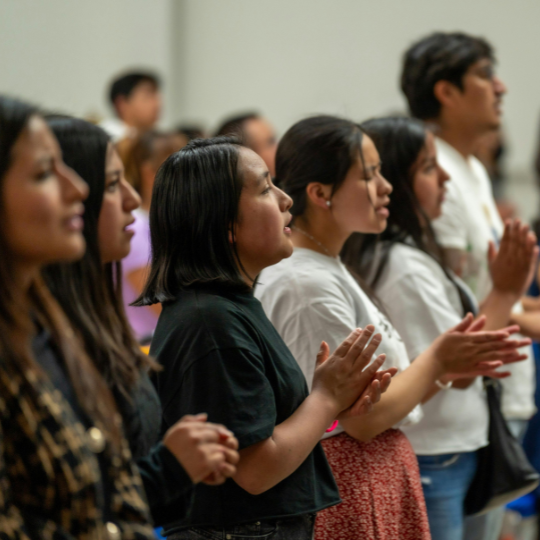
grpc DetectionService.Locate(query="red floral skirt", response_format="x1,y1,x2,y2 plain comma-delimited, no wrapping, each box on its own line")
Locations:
316,429,431,540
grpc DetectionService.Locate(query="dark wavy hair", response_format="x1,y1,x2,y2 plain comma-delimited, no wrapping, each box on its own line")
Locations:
0,97,121,450
341,116,474,314
135,136,251,305
401,32,494,120
44,116,151,400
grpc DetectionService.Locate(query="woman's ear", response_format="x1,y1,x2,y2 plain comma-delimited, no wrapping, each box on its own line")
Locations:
228,229,234,244
305,182,333,210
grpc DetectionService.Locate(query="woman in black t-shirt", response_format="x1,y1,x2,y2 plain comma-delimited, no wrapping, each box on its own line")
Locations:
42,116,240,524
135,136,397,539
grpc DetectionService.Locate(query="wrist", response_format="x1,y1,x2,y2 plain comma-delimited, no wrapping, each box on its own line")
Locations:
308,388,341,422
491,287,521,305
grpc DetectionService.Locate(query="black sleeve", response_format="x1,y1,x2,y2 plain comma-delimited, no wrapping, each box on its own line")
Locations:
136,443,194,526
161,347,277,450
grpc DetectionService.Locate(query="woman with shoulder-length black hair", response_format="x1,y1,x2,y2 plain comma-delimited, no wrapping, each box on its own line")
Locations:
135,136,395,540
255,115,530,540
340,116,537,540
43,116,240,524
0,95,155,538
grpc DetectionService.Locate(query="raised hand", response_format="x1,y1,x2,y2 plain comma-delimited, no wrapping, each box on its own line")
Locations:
311,325,387,417
430,314,532,375
488,219,538,298
163,413,240,485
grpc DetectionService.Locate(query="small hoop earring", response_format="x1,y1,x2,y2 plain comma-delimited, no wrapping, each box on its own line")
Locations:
326,200,332,207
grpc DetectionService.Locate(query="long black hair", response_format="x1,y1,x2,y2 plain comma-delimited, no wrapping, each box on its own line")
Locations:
135,136,251,306
341,116,474,315
0,97,122,449
44,116,151,399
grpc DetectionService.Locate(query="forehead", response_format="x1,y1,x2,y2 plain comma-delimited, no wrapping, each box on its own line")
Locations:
361,135,379,163
12,115,59,160
238,146,268,186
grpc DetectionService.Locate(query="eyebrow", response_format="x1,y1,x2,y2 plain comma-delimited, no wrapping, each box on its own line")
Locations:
256,170,270,185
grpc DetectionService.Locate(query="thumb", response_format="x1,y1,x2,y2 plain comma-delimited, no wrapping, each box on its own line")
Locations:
316,341,330,368
487,240,497,265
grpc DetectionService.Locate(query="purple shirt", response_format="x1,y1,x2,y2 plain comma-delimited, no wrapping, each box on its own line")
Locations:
122,209,159,341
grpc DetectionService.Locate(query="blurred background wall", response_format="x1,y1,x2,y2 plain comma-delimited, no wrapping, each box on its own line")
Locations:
1,0,539,218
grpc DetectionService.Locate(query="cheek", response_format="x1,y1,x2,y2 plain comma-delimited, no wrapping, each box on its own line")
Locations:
98,198,129,261
4,187,84,263
334,184,375,230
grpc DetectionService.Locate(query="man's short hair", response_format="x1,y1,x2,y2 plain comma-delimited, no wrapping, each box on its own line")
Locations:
108,71,160,106
214,112,260,141
401,32,494,120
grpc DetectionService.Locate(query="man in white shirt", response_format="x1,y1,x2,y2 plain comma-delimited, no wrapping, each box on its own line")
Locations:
401,32,535,540
100,71,162,143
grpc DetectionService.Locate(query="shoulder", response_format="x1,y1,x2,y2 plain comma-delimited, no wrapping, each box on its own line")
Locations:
380,243,446,292
154,288,261,361
259,249,358,304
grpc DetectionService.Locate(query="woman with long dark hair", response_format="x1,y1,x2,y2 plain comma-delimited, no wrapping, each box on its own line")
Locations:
255,115,530,540
340,116,537,540
0,96,155,537
43,116,240,523
135,136,397,540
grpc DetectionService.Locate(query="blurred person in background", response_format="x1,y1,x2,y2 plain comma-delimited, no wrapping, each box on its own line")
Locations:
122,131,187,342
342,116,536,540
176,124,207,141
402,31,537,540
100,71,162,144
0,95,157,538
43,117,238,525
215,112,277,176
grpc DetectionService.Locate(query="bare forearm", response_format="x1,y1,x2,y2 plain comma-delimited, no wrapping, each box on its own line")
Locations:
510,312,540,340
340,353,441,442
522,296,540,312
479,289,517,331
234,392,337,495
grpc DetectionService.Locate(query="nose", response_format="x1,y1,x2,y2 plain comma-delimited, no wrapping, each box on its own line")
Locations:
438,164,450,185
277,186,293,213
493,76,507,96
121,178,141,212
379,172,393,195
59,162,89,202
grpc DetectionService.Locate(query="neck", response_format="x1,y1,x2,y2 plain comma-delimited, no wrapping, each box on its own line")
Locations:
291,214,349,258
12,261,39,292
430,118,482,159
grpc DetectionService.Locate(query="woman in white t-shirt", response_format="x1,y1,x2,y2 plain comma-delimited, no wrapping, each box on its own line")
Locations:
340,116,537,540
255,116,530,540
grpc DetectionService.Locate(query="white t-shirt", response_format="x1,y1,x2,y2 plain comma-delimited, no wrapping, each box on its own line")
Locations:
432,137,535,420
374,241,489,455
99,118,136,143
255,247,423,439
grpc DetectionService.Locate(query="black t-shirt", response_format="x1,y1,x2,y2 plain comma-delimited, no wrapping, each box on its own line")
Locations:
150,284,340,532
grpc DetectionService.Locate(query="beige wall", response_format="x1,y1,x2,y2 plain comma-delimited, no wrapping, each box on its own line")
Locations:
0,0,173,124
174,0,540,179
1,0,539,216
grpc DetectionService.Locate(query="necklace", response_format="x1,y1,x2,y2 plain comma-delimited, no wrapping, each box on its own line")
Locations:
292,226,336,258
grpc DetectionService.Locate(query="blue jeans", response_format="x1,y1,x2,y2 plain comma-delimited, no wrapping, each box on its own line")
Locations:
167,514,316,540
418,452,478,540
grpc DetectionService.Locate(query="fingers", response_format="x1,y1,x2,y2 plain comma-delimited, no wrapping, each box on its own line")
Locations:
180,413,208,423
379,372,393,394
451,313,475,333
465,316,487,334
346,328,382,368
315,341,330,369
333,328,363,358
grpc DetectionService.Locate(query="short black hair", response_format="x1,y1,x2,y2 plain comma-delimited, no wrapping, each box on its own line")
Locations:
401,32,494,120
109,71,160,105
214,112,260,140
134,136,251,306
